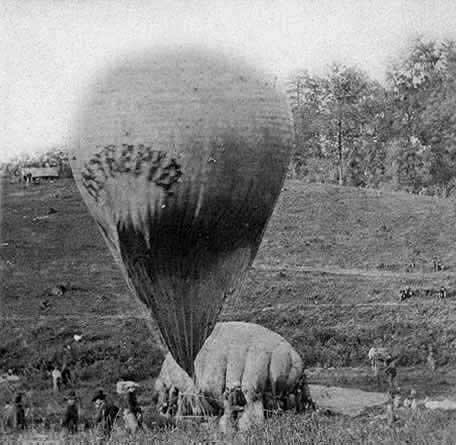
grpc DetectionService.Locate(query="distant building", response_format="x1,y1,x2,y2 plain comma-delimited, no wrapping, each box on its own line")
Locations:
21,167,60,182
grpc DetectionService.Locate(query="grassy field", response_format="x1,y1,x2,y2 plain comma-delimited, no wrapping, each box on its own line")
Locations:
2,177,456,443
6,410,456,445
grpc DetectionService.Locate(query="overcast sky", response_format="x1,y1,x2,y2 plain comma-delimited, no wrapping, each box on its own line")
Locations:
3,0,456,161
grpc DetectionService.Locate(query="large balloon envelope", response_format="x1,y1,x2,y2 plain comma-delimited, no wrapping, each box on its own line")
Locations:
70,48,293,377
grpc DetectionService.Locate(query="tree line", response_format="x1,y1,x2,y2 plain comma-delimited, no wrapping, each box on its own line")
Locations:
287,38,456,197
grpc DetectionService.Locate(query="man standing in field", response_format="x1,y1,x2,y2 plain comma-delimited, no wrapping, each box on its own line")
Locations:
406,286,413,300
92,389,119,436
120,385,143,434
386,390,398,425
126,386,142,427
62,390,79,434
368,346,392,385
13,393,26,431
51,365,62,393
61,361,72,388
384,357,398,390
427,345,436,373
439,286,447,300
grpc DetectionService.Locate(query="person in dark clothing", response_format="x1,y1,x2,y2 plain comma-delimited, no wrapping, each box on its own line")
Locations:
384,358,397,390
14,393,26,430
399,287,413,302
295,373,315,413
127,388,142,426
92,390,119,436
439,286,447,300
62,391,78,434
61,364,72,388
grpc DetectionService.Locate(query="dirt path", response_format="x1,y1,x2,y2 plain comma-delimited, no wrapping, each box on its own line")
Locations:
254,263,455,280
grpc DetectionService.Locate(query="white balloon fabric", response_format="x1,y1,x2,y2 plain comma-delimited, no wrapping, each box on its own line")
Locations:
70,48,293,377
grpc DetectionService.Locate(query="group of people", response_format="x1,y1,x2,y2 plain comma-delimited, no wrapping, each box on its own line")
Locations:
63,387,143,436
399,286,414,302
432,257,445,272
370,344,438,389
155,375,315,427
399,285,448,301
386,388,418,425
51,363,72,393
369,342,440,426
3,386,143,437
62,387,143,436
2,393,26,431
406,258,445,273
399,256,449,301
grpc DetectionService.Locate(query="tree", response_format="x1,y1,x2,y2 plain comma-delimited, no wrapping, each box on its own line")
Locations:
288,65,386,186
382,137,433,193
388,37,456,193
287,37,456,195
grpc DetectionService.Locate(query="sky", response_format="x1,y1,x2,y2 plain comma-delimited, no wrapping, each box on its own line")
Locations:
3,0,456,162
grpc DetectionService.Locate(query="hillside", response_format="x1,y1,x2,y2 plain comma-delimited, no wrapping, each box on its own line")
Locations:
1,178,456,387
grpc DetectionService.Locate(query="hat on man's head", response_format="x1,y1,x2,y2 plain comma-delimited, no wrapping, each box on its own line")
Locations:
92,389,106,402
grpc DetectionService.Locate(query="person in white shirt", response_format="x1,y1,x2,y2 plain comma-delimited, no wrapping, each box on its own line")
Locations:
51,365,62,393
